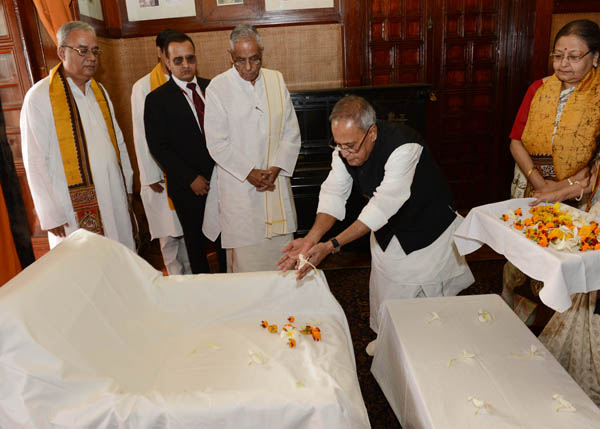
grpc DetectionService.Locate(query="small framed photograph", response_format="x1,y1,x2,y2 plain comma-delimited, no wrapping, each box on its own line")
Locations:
125,0,196,21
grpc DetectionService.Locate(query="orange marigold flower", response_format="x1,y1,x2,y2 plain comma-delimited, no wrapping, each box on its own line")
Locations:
594,243,600,251
538,236,548,247
515,208,523,216
524,218,533,226
288,338,296,348
594,227,600,235
261,320,268,328
501,214,509,221
288,316,295,323
268,324,278,333
514,222,524,230
301,325,312,335
311,327,321,341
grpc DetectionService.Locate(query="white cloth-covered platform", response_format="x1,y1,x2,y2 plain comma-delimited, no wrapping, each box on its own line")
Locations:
453,198,600,312
371,294,600,428
0,230,370,428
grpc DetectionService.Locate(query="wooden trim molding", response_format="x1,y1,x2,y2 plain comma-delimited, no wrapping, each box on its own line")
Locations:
84,0,342,39
554,0,600,14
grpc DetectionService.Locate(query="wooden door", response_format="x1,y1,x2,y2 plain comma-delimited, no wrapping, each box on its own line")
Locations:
428,0,509,210
367,0,515,211
0,0,41,253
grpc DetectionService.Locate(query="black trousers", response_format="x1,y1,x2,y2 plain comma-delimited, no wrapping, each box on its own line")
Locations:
170,188,210,274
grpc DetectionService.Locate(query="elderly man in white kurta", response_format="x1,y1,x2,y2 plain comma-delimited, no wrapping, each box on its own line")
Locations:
131,29,191,274
21,21,134,250
203,25,301,272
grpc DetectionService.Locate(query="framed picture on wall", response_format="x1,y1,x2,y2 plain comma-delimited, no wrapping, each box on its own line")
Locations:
265,0,333,11
78,0,104,21
125,0,196,21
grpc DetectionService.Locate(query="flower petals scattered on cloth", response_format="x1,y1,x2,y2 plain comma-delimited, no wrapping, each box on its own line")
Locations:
477,309,493,323
248,349,268,366
467,396,494,415
427,312,441,324
448,350,476,368
512,344,545,360
260,316,322,348
552,394,576,412
500,202,600,251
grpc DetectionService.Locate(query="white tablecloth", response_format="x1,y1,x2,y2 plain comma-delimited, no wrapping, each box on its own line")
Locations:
453,198,600,312
0,229,370,429
371,294,600,428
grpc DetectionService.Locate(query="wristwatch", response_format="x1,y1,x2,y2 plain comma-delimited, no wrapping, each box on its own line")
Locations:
330,238,341,254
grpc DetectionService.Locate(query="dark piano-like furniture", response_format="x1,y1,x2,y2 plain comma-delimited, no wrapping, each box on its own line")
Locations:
291,84,430,249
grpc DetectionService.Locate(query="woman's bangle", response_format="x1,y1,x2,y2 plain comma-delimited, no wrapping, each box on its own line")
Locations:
568,179,584,201
525,166,536,179
576,184,584,202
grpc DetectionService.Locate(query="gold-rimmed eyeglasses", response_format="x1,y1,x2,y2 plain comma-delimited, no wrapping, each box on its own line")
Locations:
62,45,101,57
550,50,591,63
328,124,374,154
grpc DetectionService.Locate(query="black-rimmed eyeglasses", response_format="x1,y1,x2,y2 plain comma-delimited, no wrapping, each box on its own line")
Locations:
328,124,374,154
172,55,196,66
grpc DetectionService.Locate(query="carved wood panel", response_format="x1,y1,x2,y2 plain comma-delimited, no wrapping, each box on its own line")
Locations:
368,0,427,84
430,0,508,209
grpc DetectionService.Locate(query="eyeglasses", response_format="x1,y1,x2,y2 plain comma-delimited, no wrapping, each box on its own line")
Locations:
62,45,101,57
328,124,374,154
172,55,196,66
550,50,591,63
232,55,262,67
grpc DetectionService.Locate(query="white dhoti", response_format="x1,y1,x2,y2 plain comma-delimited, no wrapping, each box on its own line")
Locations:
369,215,474,332
227,234,293,273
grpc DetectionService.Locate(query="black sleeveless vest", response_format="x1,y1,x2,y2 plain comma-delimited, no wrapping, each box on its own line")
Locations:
341,121,456,254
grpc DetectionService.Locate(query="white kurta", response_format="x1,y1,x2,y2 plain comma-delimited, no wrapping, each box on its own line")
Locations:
203,67,301,249
131,72,184,240
318,144,474,332
21,76,134,250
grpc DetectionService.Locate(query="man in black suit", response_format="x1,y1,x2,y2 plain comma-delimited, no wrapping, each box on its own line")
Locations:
144,33,214,274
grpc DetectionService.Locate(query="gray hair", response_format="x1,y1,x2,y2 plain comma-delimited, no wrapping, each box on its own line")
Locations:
229,24,262,50
57,21,95,47
329,95,376,131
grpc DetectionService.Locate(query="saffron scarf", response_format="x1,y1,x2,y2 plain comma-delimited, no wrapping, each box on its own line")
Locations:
149,62,175,210
48,62,119,234
521,67,600,182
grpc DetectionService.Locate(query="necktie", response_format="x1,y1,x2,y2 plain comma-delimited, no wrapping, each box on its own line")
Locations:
186,82,204,134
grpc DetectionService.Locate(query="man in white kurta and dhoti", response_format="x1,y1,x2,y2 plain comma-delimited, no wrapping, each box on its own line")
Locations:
278,96,474,351
21,21,134,250
131,29,191,274
203,24,301,272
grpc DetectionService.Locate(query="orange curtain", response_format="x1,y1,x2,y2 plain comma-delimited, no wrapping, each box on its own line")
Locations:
32,0,73,45
0,182,21,286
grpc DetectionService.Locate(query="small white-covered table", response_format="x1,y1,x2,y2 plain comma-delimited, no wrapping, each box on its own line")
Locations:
453,198,600,312
0,230,370,429
371,294,600,428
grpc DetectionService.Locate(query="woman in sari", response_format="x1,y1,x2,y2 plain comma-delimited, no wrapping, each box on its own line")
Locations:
506,19,600,405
